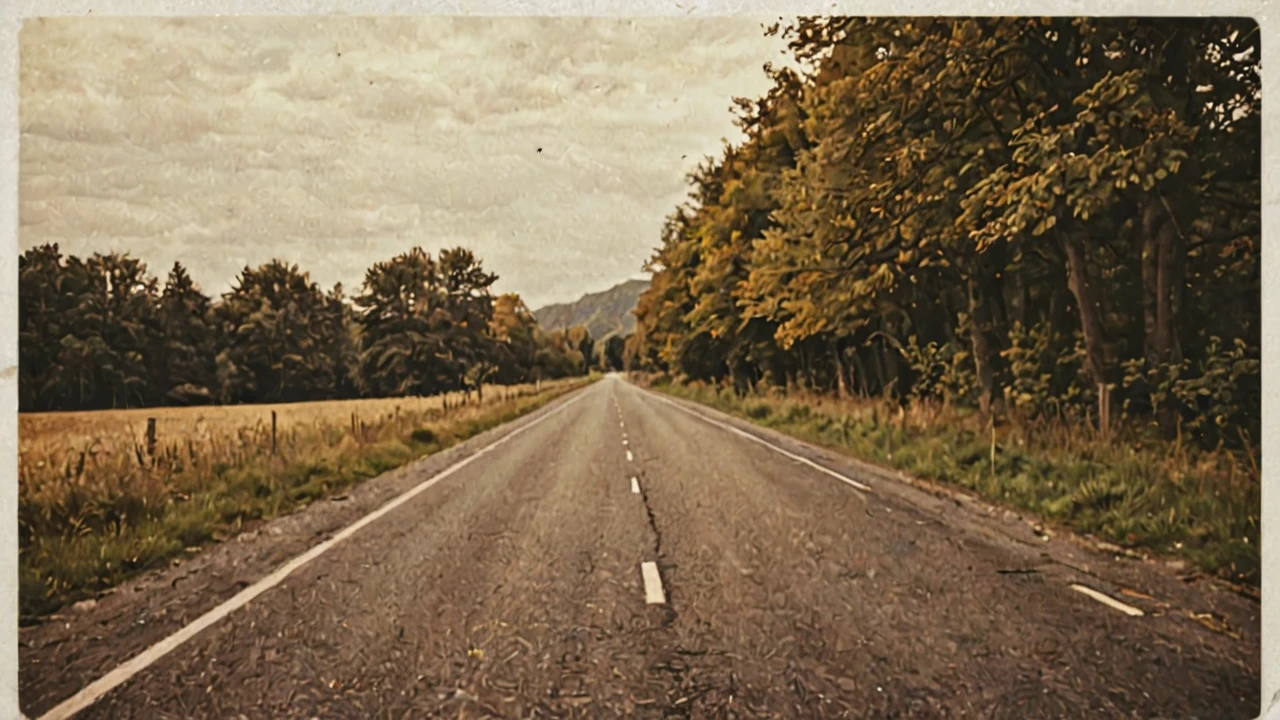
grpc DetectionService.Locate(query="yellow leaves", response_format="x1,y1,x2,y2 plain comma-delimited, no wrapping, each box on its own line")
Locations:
1032,214,1058,236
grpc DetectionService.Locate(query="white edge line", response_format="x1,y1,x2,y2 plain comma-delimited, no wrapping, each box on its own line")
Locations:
631,477,640,494
640,561,666,604
1070,584,1145,617
647,391,872,493
36,389,588,720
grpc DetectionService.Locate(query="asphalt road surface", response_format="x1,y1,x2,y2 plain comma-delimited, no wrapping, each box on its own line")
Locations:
20,375,1260,719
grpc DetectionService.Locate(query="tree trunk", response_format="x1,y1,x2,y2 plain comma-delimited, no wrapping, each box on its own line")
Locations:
1141,195,1186,437
966,269,999,419
1057,228,1111,386
852,349,871,396
1140,198,1162,368
882,344,902,399
1011,265,1029,328
1155,219,1185,369
832,339,849,398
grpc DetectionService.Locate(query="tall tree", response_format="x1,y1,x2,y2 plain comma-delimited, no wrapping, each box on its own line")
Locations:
157,262,216,405
354,247,454,398
212,260,342,404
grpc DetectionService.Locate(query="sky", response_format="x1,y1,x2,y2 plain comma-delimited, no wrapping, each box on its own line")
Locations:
18,16,788,310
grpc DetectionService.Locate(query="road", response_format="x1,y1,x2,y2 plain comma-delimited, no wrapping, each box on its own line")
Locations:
20,375,1260,719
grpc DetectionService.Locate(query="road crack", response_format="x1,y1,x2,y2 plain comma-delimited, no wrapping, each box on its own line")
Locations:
634,470,676,617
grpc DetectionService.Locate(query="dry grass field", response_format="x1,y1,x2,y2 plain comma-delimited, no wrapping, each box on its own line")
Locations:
19,377,595,619
19,383,545,458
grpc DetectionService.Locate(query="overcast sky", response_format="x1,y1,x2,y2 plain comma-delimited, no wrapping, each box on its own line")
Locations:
19,16,786,309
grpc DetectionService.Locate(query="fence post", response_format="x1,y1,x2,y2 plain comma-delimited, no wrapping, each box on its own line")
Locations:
271,411,278,456
146,418,157,458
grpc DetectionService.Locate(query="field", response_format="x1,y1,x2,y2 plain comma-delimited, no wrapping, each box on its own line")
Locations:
19,383,546,458
651,378,1260,593
19,377,594,620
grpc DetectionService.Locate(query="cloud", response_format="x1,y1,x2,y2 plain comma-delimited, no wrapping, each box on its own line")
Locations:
19,16,784,309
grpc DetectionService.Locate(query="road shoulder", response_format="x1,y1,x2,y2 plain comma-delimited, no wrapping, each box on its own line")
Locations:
639,383,1260,663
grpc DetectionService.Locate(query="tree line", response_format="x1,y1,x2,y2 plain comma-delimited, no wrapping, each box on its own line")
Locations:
19,244,598,412
629,17,1260,449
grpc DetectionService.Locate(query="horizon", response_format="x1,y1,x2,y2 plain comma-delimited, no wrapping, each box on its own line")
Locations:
19,16,785,309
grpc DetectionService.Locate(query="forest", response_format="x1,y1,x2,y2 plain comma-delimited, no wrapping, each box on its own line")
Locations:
19,244,599,413
629,17,1261,452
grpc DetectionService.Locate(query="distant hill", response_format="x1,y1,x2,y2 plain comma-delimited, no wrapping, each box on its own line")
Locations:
533,278,649,341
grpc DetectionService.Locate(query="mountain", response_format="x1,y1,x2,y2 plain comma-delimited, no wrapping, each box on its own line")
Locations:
533,278,649,341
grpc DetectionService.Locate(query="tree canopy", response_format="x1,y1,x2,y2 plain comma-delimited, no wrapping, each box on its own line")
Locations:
633,17,1260,448
19,245,595,412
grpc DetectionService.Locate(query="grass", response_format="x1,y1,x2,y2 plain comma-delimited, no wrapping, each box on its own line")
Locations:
652,379,1259,589
19,376,596,621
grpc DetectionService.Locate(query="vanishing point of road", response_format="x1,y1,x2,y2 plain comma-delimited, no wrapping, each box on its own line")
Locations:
20,376,1259,719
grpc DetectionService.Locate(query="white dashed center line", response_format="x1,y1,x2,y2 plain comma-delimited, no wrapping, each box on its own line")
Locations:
641,562,666,604
631,477,640,494
626,449,633,462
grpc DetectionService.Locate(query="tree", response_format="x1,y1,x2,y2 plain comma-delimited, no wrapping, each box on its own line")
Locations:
489,293,540,383
18,243,556,412
157,262,216,405
213,260,343,404
635,16,1259,448
354,247,453,398
19,244,73,411
437,247,501,398
602,334,627,371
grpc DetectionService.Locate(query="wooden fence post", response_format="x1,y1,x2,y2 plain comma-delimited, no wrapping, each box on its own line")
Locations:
146,418,157,458
271,411,278,456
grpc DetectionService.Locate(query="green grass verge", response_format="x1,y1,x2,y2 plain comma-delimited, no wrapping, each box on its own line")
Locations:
655,381,1258,588
20,378,594,621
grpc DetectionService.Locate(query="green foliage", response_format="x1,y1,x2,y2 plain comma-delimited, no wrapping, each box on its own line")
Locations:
898,330,977,406
1122,336,1261,445
212,260,347,405
19,244,595,413
633,17,1259,455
